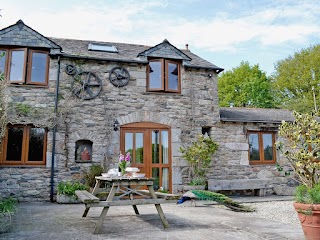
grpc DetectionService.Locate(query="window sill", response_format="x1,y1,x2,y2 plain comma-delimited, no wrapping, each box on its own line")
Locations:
75,160,92,163
8,83,49,88
0,165,47,168
143,92,183,96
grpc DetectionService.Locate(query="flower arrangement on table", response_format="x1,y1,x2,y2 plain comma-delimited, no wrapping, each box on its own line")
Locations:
119,152,131,176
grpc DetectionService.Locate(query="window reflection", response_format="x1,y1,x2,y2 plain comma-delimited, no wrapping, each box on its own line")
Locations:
9,50,25,81
249,133,260,160
30,52,47,83
28,128,45,161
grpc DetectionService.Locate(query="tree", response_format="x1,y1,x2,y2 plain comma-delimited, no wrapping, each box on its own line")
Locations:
272,44,320,113
218,61,276,108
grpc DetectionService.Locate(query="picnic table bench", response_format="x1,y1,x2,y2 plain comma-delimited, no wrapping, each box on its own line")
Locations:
75,176,176,234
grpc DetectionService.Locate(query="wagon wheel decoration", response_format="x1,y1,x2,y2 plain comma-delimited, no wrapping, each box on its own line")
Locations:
71,71,102,100
65,64,77,76
109,67,130,87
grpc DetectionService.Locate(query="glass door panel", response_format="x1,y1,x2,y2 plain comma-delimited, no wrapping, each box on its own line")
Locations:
135,133,143,164
161,130,169,164
162,168,169,191
152,168,160,190
152,130,160,163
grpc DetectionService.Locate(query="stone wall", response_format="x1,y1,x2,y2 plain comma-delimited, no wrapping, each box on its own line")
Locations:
0,56,220,201
209,121,297,195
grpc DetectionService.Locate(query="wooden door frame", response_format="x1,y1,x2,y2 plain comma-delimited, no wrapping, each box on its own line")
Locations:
120,122,172,192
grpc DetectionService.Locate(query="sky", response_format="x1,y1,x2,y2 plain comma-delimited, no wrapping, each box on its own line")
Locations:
1,0,320,76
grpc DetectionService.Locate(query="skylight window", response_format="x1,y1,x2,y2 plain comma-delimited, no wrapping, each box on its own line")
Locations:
88,43,118,53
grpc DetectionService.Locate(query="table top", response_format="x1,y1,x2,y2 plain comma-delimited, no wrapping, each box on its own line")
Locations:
95,176,154,181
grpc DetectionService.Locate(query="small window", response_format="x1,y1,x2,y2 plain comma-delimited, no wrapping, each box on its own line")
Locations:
75,140,92,162
248,131,276,165
1,48,49,86
0,125,47,166
147,59,181,93
88,43,118,53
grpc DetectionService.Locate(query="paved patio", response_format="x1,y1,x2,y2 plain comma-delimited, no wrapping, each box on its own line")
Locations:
2,198,304,240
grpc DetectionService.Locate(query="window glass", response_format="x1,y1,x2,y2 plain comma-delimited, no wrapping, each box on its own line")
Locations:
6,127,23,161
152,167,160,190
0,50,6,74
161,130,169,164
263,133,274,161
149,61,162,89
9,50,25,81
30,52,47,83
125,132,133,156
162,168,169,191
249,133,260,160
135,133,144,164
152,130,160,163
167,62,179,91
28,128,45,161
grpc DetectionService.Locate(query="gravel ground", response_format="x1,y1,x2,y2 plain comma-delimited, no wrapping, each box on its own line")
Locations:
240,200,301,226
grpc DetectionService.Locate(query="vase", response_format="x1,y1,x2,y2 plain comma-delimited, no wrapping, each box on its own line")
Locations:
293,202,320,240
120,167,126,176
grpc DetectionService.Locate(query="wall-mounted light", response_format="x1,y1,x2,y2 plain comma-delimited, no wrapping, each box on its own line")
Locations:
113,119,119,131
208,73,212,78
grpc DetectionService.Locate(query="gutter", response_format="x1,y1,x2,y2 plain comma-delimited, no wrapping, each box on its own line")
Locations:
50,55,61,202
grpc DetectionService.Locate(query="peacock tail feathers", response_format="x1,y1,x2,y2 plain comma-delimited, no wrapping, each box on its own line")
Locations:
190,190,255,212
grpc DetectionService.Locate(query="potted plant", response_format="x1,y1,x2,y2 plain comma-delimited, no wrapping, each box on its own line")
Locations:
57,181,88,203
276,111,320,239
0,197,17,233
180,134,218,191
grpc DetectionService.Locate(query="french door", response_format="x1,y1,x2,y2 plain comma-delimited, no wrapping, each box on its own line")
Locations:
120,122,171,192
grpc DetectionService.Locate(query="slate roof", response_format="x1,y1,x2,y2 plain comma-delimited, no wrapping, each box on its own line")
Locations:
0,20,61,50
220,107,294,124
49,37,223,72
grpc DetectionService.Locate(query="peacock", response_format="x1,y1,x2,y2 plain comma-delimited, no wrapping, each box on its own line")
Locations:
177,190,255,212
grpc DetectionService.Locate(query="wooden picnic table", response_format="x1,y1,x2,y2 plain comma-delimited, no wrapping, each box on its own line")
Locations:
76,176,176,234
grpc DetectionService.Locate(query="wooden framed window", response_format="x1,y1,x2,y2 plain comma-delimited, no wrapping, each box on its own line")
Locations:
2,48,49,86
0,125,47,166
147,59,180,93
248,131,276,165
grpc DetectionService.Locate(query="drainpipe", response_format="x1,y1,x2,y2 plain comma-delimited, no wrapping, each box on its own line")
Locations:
50,55,61,202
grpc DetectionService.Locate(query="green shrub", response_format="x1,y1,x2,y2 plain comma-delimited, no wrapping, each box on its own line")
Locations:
57,181,88,196
83,164,104,188
294,184,320,204
0,197,17,214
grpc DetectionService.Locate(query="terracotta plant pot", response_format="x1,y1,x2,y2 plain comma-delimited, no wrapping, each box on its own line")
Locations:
293,202,320,240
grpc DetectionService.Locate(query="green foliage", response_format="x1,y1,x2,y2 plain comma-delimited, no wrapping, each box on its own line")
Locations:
57,181,88,196
180,135,218,183
190,190,254,212
0,197,17,214
272,44,320,113
218,61,276,108
276,111,320,188
189,177,206,186
15,103,32,116
294,184,320,204
83,164,104,188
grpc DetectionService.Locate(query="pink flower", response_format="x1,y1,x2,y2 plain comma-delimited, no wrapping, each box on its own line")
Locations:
125,152,131,162
119,152,125,162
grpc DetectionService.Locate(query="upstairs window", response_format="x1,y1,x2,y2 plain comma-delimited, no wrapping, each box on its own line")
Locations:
248,131,276,165
0,48,49,86
147,59,180,93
